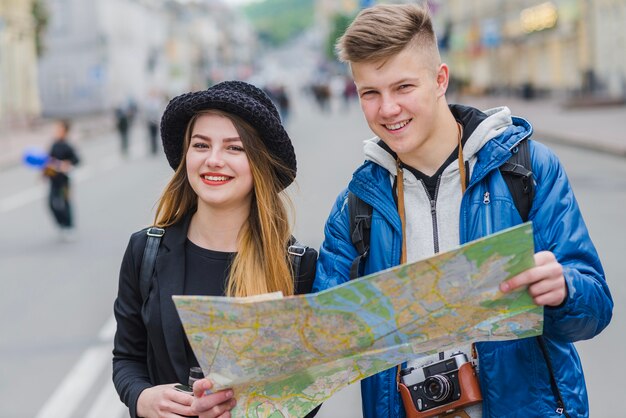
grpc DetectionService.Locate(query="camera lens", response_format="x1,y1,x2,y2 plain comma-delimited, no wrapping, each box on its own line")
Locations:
423,375,452,402
188,367,204,388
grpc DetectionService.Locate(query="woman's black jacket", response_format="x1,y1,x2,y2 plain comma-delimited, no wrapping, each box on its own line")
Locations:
112,215,318,418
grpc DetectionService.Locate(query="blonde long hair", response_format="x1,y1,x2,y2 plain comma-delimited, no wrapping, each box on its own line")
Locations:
153,109,295,297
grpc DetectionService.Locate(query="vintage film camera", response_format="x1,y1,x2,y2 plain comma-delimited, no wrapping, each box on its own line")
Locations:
398,351,482,418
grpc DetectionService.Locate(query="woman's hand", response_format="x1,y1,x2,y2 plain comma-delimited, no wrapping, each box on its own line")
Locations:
191,378,237,418
500,251,568,306
136,384,194,418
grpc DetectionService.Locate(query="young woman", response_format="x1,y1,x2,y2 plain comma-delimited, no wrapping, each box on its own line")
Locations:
112,81,318,418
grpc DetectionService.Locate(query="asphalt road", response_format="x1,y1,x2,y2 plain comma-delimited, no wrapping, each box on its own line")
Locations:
0,94,624,418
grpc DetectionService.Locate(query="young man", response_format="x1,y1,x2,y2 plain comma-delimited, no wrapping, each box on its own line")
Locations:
313,4,612,418
45,119,80,240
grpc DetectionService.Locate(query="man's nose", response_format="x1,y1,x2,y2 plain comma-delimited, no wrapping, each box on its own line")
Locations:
379,94,401,117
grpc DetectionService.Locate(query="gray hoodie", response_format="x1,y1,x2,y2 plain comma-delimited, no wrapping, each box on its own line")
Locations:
363,106,513,263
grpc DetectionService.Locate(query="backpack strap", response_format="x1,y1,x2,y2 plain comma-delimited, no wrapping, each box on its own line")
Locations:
139,227,165,302
288,240,307,281
499,139,535,222
348,191,373,280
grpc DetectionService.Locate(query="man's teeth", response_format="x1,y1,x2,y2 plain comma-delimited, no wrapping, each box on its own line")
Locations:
204,175,229,181
385,120,410,130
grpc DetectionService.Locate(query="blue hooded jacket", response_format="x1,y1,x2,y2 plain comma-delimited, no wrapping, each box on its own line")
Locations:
314,111,612,417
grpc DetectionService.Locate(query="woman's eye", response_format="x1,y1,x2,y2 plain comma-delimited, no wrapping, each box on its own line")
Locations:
192,142,208,149
228,146,245,152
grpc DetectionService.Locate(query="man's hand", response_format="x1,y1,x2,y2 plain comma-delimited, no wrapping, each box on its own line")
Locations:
191,378,237,418
136,384,194,418
500,251,568,306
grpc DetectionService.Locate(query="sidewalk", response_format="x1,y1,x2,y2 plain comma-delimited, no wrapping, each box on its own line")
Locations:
0,113,115,171
461,94,626,156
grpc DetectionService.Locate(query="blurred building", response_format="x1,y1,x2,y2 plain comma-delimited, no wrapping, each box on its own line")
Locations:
0,0,41,130
432,0,626,100
37,0,256,117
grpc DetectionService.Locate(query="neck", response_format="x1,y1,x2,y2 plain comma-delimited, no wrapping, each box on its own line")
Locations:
188,202,250,252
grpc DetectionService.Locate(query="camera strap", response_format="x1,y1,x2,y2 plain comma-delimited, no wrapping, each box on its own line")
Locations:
395,159,408,392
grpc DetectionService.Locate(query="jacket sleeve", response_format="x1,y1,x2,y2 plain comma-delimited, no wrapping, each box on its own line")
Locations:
112,232,152,418
529,141,613,342
313,189,359,292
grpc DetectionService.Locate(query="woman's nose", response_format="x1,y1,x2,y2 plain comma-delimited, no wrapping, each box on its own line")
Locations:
205,149,225,168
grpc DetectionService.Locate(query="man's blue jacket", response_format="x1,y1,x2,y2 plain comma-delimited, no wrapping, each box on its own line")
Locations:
314,117,613,417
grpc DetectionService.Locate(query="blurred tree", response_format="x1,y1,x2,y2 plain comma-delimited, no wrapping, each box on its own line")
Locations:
242,0,314,46
325,13,353,60
31,0,49,57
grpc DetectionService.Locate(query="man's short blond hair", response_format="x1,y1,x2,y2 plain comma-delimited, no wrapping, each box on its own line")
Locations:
336,4,439,65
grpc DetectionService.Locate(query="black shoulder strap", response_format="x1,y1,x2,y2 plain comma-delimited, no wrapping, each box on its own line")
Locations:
499,139,535,222
287,240,307,281
139,227,165,302
348,191,373,280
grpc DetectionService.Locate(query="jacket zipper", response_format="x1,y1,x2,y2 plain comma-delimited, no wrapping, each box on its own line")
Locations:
421,178,441,254
430,199,439,253
483,190,492,235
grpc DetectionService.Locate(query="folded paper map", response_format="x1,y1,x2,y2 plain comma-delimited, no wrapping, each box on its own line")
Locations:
173,222,543,417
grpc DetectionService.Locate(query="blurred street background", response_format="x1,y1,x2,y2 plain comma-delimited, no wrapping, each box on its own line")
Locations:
1,0,625,417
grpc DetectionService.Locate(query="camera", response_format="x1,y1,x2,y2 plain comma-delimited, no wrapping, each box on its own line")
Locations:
174,366,204,395
399,352,482,418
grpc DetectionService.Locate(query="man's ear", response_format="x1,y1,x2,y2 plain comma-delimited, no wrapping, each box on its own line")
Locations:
436,63,450,97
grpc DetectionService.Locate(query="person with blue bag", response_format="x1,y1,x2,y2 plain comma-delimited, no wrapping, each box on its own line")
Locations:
43,119,80,240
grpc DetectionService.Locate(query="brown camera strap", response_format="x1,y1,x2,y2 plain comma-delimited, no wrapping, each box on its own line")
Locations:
394,122,467,391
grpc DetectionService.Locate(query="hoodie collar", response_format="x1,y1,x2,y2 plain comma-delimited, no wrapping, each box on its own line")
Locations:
363,105,516,178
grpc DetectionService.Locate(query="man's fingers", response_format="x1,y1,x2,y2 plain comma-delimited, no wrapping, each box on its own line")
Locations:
534,250,556,266
500,254,562,293
500,268,534,292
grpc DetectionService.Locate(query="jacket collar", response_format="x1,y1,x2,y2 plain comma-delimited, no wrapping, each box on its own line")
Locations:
156,212,193,383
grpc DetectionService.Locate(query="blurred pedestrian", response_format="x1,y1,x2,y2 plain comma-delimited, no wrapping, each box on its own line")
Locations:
112,81,320,418
114,97,138,156
114,105,131,156
43,119,80,240
143,89,165,156
314,4,612,418
274,85,291,124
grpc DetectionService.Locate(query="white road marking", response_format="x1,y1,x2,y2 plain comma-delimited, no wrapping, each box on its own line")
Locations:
34,344,112,418
0,186,46,213
35,315,122,418
85,380,127,418
98,314,117,341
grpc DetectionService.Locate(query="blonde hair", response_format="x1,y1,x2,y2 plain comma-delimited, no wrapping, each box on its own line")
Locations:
153,109,295,297
336,4,440,65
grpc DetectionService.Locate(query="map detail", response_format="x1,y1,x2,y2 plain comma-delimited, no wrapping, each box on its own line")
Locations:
174,223,543,417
